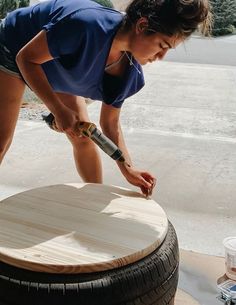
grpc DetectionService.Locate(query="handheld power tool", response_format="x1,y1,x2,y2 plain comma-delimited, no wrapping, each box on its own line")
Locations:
42,113,125,162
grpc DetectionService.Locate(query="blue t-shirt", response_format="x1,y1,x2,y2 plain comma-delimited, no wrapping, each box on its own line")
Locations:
4,0,145,108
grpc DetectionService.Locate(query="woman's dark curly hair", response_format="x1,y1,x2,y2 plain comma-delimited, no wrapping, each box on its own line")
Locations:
123,0,212,37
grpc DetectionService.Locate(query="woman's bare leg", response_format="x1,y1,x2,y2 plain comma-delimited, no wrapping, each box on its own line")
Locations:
0,70,25,164
56,93,102,183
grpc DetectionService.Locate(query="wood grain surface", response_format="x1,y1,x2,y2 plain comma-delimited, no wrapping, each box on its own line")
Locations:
0,183,168,273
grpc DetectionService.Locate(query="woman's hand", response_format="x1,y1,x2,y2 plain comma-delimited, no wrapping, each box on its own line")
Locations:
122,165,157,197
53,106,81,136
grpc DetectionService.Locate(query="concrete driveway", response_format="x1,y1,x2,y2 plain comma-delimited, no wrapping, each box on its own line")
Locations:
1,60,236,258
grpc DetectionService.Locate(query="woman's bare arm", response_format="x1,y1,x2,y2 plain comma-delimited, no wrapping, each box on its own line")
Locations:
100,103,156,196
16,30,79,133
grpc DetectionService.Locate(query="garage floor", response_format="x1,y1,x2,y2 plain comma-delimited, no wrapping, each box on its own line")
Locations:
176,289,200,305
176,250,225,305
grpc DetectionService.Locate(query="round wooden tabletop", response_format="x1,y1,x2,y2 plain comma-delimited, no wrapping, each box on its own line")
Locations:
0,183,168,273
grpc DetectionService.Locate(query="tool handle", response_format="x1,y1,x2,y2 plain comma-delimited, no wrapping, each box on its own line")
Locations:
90,127,124,161
42,114,124,161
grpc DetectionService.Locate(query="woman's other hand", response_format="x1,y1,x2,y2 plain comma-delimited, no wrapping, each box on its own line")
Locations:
122,165,157,197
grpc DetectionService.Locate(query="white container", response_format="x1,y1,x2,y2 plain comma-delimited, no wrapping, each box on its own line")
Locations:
223,237,236,281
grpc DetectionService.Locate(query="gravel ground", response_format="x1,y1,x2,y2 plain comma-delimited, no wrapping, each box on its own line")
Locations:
20,87,49,121
19,102,48,122
19,89,95,122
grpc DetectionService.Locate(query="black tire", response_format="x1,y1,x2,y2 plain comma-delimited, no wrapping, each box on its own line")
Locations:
0,222,179,305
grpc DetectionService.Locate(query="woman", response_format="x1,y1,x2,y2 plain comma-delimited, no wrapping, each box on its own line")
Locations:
0,0,211,196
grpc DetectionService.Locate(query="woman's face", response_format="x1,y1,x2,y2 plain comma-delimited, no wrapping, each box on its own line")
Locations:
128,18,184,65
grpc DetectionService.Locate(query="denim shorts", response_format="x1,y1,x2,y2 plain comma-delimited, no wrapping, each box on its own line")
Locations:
0,19,22,78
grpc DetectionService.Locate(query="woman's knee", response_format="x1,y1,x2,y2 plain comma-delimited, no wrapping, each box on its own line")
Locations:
67,133,93,148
